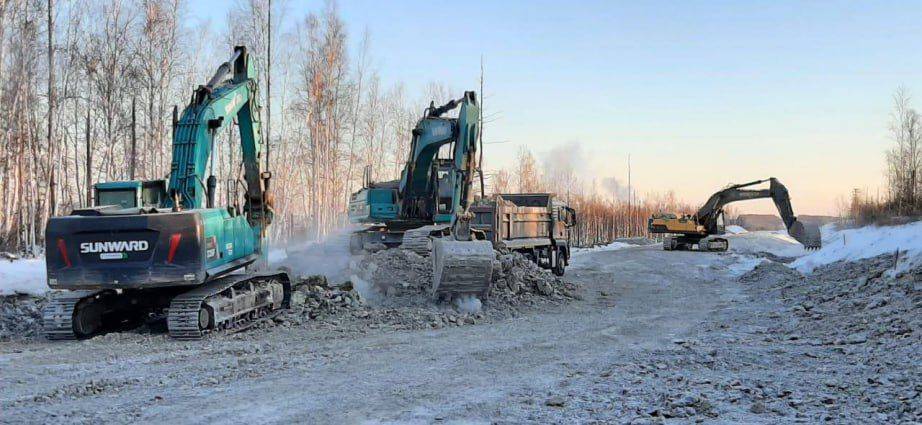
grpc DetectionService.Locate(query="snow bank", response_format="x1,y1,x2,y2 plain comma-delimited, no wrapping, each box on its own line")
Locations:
573,241,635,255
725,225,748,234
0,258,48,296
791,221,922,274
723,230,809,258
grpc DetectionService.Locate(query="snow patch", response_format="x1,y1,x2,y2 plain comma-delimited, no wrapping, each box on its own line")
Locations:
727,255,769,277
723,230,809,258
725,225,748,234
0,258,48,296
791,221,922,274
573,242,635,255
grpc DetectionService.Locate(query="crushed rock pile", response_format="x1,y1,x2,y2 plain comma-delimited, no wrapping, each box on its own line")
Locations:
272,274,488,332
739,253,920,351
491,252,579,302
738,260,803,285
774,254,919,351
737,254,921,422
351,248,432,300
0,294,45,341
273,247,581,332
346,247,579,305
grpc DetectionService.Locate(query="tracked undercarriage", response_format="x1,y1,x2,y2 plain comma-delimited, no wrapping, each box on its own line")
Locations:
399,225,448,256
662,235,729,252
42,273,290,340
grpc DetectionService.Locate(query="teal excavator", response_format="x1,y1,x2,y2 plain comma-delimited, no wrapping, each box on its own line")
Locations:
348,92,496,300
42,46,290,340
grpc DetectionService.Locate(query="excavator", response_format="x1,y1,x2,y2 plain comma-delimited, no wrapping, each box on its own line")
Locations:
648,178,822,252
348,91,495,300
42,46,290,340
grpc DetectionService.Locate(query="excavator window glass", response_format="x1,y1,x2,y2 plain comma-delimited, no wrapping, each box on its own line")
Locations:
96,189,137,209
141,181,166,208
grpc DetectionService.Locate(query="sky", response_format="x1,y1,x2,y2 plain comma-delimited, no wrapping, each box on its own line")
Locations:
189,0,922,215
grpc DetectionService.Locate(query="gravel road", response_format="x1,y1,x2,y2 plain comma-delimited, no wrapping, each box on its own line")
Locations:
1,246,917,424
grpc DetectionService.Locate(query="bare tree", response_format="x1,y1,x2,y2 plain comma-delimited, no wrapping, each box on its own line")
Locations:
0,0,467,251
514,146,542,193
887,88,922,213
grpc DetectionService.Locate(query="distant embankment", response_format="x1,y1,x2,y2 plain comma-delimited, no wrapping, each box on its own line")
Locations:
733,214,838,231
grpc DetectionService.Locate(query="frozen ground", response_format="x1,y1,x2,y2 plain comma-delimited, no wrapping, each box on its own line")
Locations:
0,228,919,423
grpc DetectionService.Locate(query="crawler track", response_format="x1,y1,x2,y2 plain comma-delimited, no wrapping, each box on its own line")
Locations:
167,272,291,340
41,290,104,340
400,225,449,256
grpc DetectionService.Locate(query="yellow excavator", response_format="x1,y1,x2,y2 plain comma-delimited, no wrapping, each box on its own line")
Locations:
648,178,822,252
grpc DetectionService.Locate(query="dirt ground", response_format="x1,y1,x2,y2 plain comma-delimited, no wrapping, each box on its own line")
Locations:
1,246,918,424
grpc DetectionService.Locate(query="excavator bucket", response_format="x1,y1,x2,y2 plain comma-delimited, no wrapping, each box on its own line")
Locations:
787,220,822,250
431,239,495,300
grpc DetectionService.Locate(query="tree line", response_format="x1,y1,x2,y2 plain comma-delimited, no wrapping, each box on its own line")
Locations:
844,88,922,224
488,146,695,247
0,0,448,253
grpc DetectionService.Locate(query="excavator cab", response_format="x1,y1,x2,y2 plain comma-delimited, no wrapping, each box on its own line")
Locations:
434,160,456,221
93,180,167,210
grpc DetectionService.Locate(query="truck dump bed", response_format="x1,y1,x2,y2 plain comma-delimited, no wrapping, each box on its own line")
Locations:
472,194,560,248
471,193,575,275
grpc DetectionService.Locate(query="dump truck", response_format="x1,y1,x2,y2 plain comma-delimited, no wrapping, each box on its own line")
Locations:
470,193,576,276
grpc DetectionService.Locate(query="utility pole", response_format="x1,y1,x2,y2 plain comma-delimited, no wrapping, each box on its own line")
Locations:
130,97,136,180
47,0,56,217
85,108,92,207
627,154,631,209
628,154,632,237
266,0,271,171
478,55,485,198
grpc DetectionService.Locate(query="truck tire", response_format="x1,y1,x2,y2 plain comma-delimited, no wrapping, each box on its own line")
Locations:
552,248,566,276
552,259,565,276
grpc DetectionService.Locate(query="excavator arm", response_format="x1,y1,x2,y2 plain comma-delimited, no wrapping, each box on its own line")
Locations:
695,178,821,249
166,46,270,228
397,91,480,225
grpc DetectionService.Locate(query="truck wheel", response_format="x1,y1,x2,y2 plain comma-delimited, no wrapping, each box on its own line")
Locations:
552,253,565,276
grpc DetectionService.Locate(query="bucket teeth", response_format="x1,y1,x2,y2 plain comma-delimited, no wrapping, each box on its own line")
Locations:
788,220,822,250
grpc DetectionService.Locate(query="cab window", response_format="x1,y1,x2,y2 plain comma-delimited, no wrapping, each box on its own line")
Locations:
96,189,137,208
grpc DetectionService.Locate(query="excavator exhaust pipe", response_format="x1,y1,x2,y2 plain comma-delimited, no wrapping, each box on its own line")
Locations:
788,220,822,250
